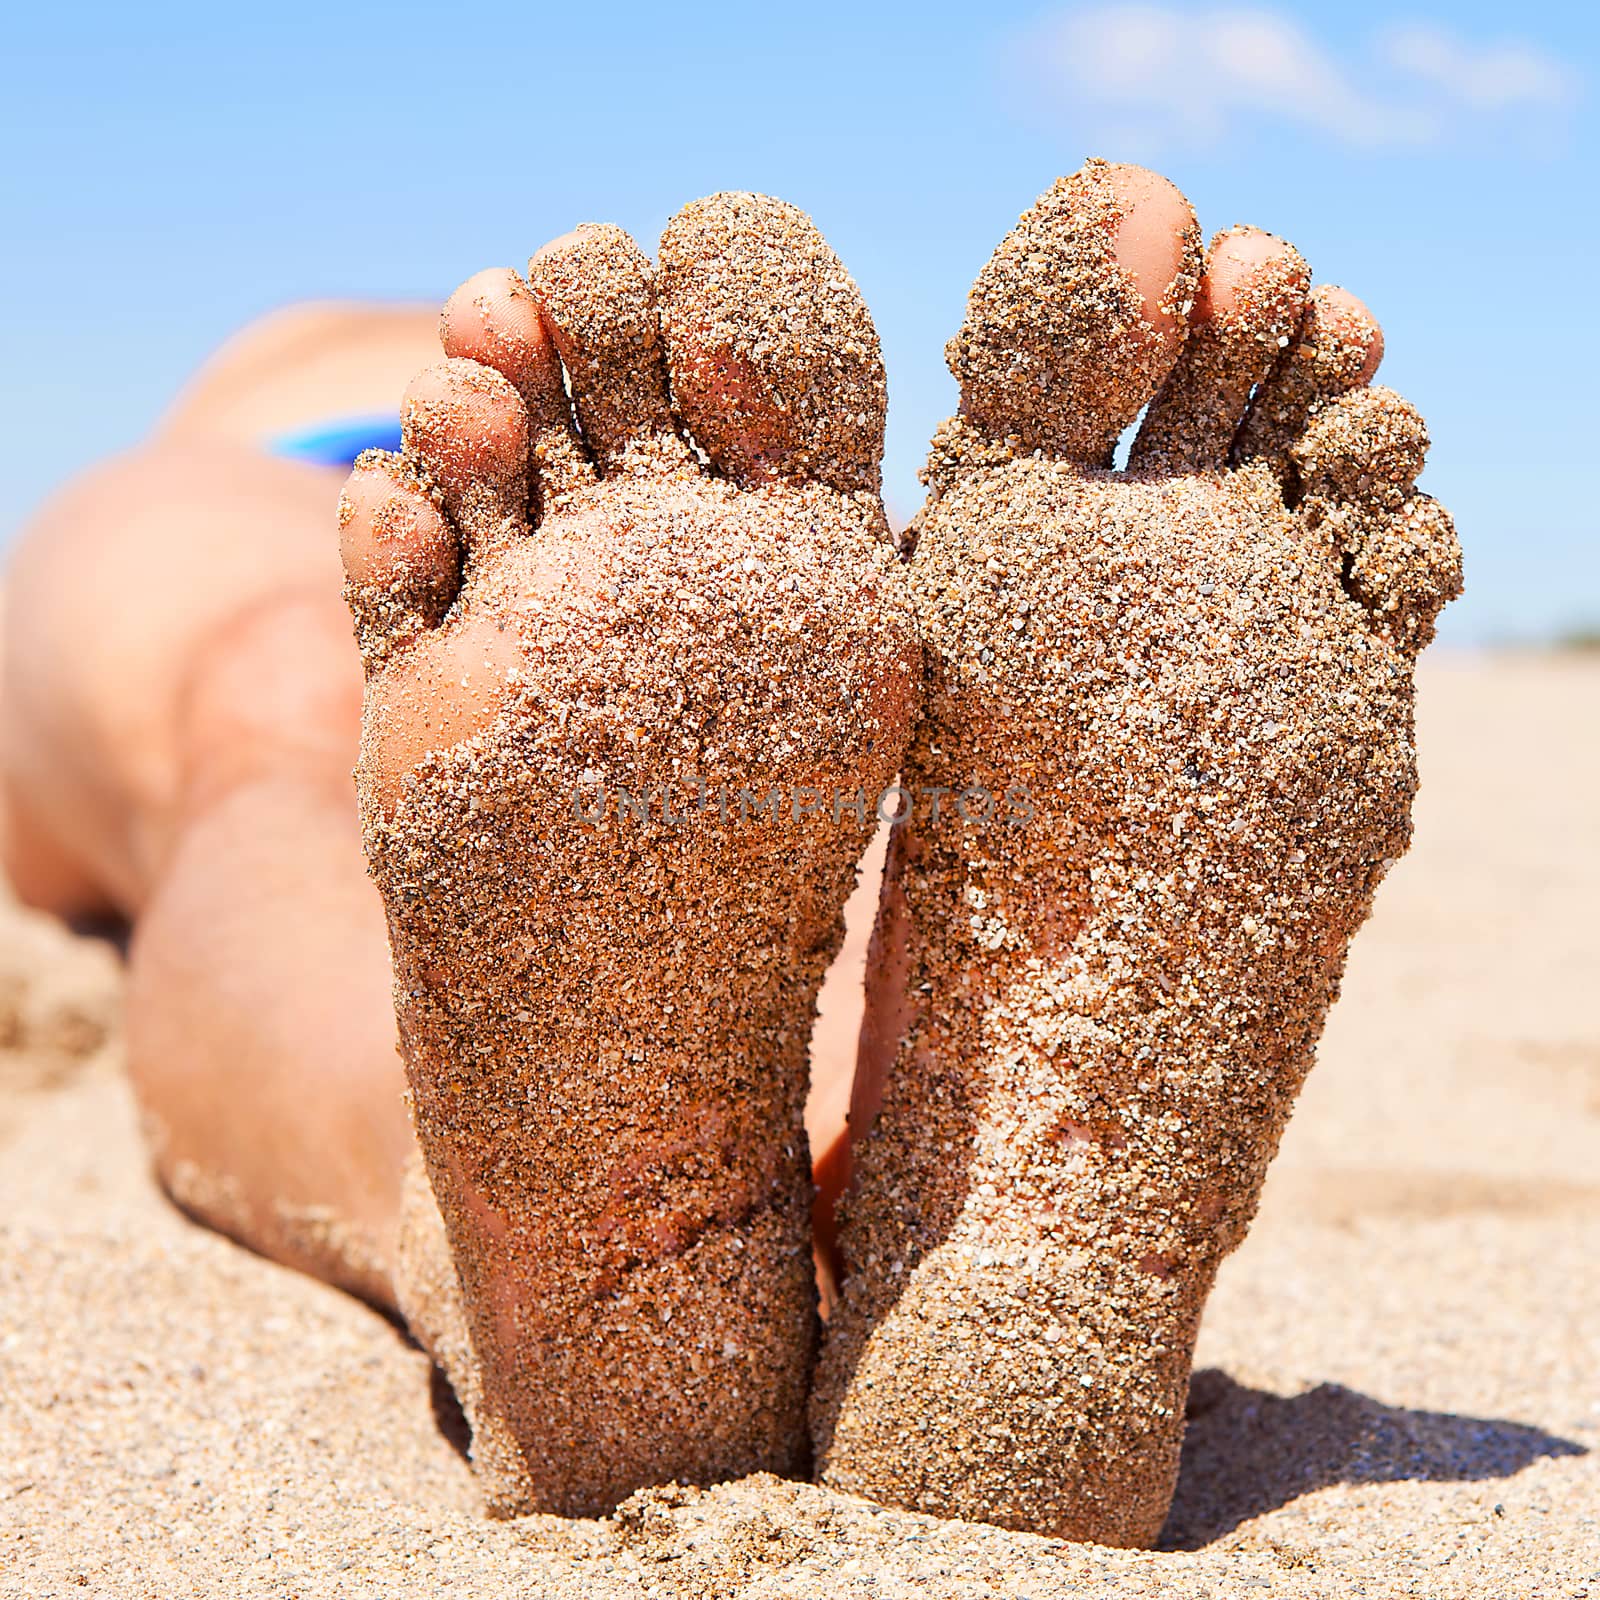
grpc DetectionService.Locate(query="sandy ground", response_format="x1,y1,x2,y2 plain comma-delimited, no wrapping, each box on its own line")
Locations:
1,651,1596,1598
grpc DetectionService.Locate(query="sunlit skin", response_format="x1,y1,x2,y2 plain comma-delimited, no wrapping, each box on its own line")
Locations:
0,296,874,1310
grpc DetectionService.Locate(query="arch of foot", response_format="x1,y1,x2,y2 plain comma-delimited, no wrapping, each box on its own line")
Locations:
944,161,1203,465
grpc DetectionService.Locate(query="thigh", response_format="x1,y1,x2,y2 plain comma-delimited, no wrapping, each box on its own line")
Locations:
2,441,347,913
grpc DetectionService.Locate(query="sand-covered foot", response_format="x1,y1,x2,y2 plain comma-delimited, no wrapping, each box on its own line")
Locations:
811,160,1461,1545
339,197,916,1516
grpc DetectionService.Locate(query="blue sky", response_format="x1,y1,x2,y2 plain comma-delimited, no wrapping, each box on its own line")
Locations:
3,0,1594,642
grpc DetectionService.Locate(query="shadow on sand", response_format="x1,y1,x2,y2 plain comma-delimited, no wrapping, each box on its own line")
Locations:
1160,1368,1587,1550
428,1363,473,1463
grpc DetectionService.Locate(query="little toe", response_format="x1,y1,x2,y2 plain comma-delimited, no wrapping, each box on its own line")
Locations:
441,269,595,510
1291,386,1462,649
1232,285,1383,485
1130,226,1310,472
1341,493,1463,651
657,192,886,494
946,159,1203,466
400,358,531,564
339,451,460,673
525,225,693,477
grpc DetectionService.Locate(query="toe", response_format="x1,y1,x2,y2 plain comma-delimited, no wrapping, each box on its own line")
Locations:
400,358,531,563
525,225,693,477
441,269,596,510
1232,285,1383,485
1130,226,1310,472
339,451,461,673
657,192,886,495
1291,386,1462,650
946,160,1202,465
1293,384,1427,509
1340,493,1462,651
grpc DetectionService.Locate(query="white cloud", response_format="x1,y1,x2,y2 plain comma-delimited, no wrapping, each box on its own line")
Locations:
1379,22,1580,112
1012,6,1579,152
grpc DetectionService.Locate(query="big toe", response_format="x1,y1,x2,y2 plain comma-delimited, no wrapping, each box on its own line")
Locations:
657,192,886,495
948,160,1202,465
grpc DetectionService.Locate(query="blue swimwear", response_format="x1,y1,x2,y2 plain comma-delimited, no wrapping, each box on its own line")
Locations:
270,416,403,468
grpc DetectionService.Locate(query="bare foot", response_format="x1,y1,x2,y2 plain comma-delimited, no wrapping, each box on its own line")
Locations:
339,196,917,1515
811,160,1461,1545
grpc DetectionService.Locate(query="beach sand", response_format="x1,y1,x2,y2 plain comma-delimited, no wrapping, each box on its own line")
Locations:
2,651,1596,1597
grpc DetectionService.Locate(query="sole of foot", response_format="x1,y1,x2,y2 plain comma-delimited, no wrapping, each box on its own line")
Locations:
338,196,917,1516
810,159,1461,1547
